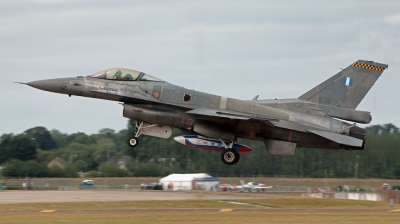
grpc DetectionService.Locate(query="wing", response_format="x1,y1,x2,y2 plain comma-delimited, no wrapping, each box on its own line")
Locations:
253,186,273,189
187,108,363,147
307,129,363,147
186,108,278,124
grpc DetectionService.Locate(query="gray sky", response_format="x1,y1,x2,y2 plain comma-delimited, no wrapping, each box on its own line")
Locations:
1,0,400,136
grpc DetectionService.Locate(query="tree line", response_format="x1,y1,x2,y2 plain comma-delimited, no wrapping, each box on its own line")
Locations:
0,121,399,178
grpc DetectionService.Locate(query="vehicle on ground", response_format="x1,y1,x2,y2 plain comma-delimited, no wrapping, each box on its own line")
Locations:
218,184,234,192
145,182,163,190
80,180,95,189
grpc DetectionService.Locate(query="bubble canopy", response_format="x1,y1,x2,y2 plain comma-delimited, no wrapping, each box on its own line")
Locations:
87,68,164,82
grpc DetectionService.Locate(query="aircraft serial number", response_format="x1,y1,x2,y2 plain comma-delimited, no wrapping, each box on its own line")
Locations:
319,97,331,105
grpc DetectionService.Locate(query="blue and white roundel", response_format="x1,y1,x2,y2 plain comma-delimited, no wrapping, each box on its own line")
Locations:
342,77,353,86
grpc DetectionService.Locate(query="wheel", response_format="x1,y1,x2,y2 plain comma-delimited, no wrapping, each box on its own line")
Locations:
127,137,139,148
221,149,240,165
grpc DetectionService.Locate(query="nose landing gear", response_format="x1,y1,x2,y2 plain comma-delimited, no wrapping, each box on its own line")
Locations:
127,137,139,148
127,121,158,148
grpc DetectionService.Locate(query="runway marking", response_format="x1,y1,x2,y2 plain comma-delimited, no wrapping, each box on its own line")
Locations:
40,210,55,213
387,209,400,212
219,209,233,212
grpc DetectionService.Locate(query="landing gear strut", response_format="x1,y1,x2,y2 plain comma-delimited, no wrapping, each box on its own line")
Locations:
219,139,240,165
127,121,158,148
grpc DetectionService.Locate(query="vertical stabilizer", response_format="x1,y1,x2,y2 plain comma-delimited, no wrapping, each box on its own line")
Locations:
240,180,245,188
299,60,388,109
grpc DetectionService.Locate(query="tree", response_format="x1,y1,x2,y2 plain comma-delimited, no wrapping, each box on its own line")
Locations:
3,121,400,179
74,159,88,172
134,163,163,177
63,164,79,178
0,159,26,177
66,132,94,145
0,134,37,163
24,127,57,150
50,129,68,148
394,163,400,179
1,159,48,177
98,164,131,177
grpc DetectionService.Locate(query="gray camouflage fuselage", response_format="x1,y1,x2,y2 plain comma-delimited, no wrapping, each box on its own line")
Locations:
25,60,388,156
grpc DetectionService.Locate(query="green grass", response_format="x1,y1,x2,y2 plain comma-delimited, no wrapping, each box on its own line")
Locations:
235,196,399,209
0,195,397,211
1,194,399,224
1,213,400,224
0,200,248,211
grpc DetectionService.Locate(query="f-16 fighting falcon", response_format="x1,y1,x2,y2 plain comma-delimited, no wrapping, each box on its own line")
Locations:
19,60,388,165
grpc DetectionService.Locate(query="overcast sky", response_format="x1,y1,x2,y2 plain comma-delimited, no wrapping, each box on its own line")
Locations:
1,0,400,136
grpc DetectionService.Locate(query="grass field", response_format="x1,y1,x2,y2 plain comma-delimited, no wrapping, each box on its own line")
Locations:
1,194,399,223
1,212,400,224
0,194,397,210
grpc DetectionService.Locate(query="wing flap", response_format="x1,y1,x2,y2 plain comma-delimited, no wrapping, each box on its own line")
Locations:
308,129,363,147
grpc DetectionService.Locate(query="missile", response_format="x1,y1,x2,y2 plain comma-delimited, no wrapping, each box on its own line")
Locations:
173,135,252,153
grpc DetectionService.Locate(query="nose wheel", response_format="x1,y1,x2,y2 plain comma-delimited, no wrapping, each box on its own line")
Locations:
127,137,139,148
127,121,158,148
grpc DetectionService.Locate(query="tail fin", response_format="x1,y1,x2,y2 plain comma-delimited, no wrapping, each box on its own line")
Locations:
240,180,245,187
299,60,388,109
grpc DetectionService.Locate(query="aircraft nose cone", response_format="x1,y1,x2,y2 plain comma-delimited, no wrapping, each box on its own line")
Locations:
27,78,70,94
173,136,186,145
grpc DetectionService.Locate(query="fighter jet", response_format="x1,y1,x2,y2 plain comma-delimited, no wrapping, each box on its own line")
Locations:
20,60,388,165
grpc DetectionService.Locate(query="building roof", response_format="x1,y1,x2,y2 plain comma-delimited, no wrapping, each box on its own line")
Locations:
47,157,67,168
159,173,211,182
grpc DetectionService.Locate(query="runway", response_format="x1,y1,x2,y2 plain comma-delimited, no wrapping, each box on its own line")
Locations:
0,190,256,204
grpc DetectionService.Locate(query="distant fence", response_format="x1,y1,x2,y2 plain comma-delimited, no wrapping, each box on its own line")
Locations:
0,177,160,190
218,177,400,189
1,177,400,192
303,190,400,204
379,190,400,204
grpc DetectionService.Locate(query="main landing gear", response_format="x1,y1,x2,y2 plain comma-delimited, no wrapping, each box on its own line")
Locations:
127,121,158,148
219,139,240,165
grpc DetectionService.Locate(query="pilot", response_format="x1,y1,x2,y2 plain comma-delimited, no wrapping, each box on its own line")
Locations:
112,70,123,80
123,74,133,80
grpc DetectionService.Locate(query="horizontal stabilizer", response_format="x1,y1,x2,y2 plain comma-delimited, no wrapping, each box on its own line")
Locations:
308,129,363,147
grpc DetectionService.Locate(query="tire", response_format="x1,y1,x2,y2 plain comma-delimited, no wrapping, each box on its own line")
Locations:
221,149,240,165
127,137,139,148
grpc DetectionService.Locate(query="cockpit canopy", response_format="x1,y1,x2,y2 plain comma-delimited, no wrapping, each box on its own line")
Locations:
88,68,164,82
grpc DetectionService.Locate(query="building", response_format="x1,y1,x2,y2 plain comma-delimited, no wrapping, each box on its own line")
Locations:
47,157,67,169
159,173,219,191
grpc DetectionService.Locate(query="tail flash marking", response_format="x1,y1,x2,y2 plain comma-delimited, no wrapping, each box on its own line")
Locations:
342,77,353,86
352,62,385,71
